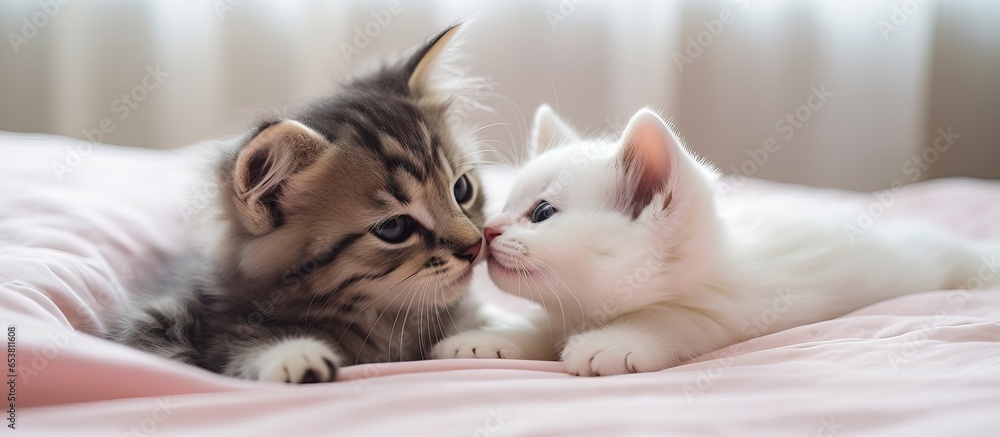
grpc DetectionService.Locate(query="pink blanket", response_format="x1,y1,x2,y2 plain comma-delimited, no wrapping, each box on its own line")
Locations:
3,131,999,436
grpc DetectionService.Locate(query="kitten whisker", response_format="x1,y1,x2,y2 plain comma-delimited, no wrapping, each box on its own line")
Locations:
347,267,424,362
461,149,520,169
464,138,521,159
512,257,555,338
462,122,515,138
439,289,460,338
466,158,518,168
392,284,421,362
525,254,585,336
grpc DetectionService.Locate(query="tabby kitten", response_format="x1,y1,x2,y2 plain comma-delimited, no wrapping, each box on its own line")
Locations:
110,24,493,383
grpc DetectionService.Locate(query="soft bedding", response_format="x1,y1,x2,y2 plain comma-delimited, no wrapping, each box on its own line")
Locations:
2,131,999,436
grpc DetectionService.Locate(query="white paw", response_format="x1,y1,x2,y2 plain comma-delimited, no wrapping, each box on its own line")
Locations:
256,338,341,383
432,330,528,360
561,329,673,377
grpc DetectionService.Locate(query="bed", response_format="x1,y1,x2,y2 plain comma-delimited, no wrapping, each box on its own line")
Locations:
3,131,999,436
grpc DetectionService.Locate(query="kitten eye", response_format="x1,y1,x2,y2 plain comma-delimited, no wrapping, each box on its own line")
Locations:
531,201,557,223
372,215,414,243
453,174,472,204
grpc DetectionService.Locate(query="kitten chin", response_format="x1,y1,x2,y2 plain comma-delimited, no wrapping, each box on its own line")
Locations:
436,104,1000,376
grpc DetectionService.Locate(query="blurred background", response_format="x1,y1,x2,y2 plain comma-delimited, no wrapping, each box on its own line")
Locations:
1,0,998,191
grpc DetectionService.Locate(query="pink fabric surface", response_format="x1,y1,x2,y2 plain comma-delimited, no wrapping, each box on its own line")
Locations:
2,131,1000,436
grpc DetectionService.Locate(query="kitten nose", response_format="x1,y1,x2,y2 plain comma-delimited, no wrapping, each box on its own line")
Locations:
484,227,502,245
455,238,482,263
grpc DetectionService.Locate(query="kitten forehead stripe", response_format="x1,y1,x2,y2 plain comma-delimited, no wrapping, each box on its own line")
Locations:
282,233,364,284
386,175,410,204
420,122,434,153
382,154,426,181
328,261,405,296
340,113,384,152
343,98,424,140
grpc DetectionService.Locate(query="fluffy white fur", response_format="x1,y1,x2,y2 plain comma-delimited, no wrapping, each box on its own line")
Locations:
433,105,1000,376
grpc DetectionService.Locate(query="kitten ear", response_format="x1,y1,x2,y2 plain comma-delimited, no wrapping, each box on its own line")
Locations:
618,109,680,219
406,23,465,93
530,104,581,157
232,120,328,235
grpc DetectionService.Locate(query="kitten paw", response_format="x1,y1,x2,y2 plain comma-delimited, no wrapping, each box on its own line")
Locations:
256,338,340,383
561,330,672,377
432,330,527,360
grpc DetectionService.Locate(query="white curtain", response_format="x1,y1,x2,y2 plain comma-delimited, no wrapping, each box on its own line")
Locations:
1,0,997,191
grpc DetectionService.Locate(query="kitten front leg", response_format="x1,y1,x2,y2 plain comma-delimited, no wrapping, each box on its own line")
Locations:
252,337,342,383
432,302,557,361
432,325,555,360
562,307,727,376
562,324,679,376
220,330,342,383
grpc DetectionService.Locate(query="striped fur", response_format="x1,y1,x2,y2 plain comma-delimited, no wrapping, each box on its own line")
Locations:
108,24,490,383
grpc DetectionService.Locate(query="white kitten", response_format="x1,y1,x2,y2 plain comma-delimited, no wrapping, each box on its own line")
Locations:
433,105,1000,376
